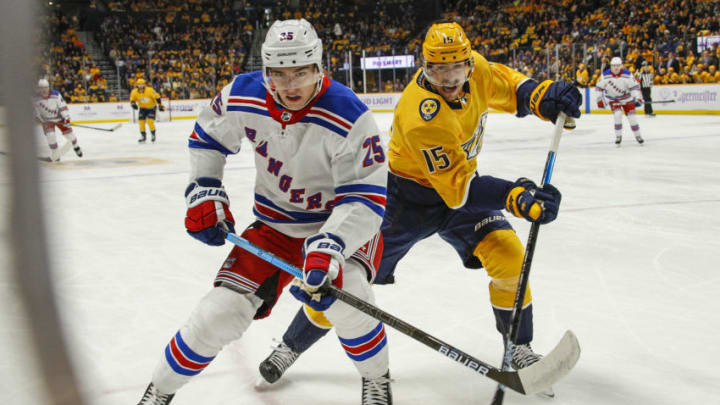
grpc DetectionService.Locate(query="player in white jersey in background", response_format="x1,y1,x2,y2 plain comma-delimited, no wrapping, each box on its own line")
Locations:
33,79,83,161
595,57,645,145
136,19,392,405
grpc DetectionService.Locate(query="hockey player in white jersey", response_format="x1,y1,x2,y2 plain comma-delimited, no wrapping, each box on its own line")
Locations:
596,57,645,145
136,19,392,405
33,79,82,161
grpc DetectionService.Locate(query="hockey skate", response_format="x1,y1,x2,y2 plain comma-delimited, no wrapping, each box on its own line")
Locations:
511,343,555,398
615,135,622,145
635,135,644,145
138,133,147,143
256,340,300,387
49,149,61,162
151,132,156,143
362,371,393,405
73,145,83,157
137,382,174,405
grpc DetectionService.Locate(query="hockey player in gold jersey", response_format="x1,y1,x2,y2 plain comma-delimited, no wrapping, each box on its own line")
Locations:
130,78,165,143
257,21,581,397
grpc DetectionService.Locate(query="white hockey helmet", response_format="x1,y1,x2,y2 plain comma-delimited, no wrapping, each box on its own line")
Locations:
38,78,50,88
610,57,623,66
261,19,324,100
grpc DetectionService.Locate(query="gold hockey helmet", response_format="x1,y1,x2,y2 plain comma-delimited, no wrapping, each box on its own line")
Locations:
422,22,474,88
423,22,472,63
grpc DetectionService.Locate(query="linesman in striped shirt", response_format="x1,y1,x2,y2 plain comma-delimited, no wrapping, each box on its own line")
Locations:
636,62,655,117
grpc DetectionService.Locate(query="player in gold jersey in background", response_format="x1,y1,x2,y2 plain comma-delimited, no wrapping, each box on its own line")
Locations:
130,78,165,143
256,21,581,398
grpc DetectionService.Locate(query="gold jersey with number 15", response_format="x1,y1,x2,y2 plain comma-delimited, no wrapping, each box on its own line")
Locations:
388,50,529,209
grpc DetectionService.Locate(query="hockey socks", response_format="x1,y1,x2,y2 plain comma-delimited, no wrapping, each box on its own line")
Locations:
283,306,332,354
493,304,534,345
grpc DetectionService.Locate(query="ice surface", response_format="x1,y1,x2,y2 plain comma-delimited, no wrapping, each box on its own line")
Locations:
1,112,719,404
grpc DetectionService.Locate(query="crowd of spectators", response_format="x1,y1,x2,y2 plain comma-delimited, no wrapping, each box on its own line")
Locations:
446,0,720,86
40,12,113,103
98,0,253,100
41,0,720,104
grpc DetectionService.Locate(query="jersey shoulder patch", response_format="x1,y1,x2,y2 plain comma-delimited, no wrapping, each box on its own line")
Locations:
229,71,267,99
313,80,368,124
419,97,441,121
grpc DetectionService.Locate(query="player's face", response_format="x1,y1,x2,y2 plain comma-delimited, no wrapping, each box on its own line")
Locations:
267,65,321,110
39,86,50,97
425,60,471,101
611,64,622,74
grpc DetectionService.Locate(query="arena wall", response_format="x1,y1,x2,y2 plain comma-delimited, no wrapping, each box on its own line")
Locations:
47,84,720,124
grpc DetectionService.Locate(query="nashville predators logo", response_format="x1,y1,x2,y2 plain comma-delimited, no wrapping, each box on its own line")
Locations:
419,98,440,121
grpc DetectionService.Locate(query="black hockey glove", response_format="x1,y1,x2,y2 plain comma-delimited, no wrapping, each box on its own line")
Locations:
529,80,582,124
130,102,138,110
505,177,561,224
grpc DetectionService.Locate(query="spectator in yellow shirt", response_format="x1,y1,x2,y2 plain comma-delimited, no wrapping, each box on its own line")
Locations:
383,80,394,93
575,63,589,87
680,66,693,83
654,68,666,84
708,65,720,83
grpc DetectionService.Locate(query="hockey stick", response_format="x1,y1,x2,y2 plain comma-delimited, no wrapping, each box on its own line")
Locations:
71,123,122,132
490,112,580,405
645,99,675,104
224,230,579,395
0,150,54,162
0,140,72,162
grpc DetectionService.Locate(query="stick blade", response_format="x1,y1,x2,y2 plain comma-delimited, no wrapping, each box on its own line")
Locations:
516,330,581,395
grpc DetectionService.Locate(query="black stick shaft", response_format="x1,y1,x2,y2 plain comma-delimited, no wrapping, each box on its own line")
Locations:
327,285,524,392
224,231,526,393
491,113,567,404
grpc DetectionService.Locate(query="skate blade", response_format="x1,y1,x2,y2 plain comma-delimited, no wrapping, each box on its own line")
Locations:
537,386,555,399
253,375,275,391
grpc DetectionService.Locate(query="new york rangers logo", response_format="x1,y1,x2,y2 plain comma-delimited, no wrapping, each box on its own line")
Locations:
281,111,292,122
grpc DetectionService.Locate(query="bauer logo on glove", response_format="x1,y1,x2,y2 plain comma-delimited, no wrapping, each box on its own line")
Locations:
290,233,345,311
184,177,235,246
188,187,229,205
